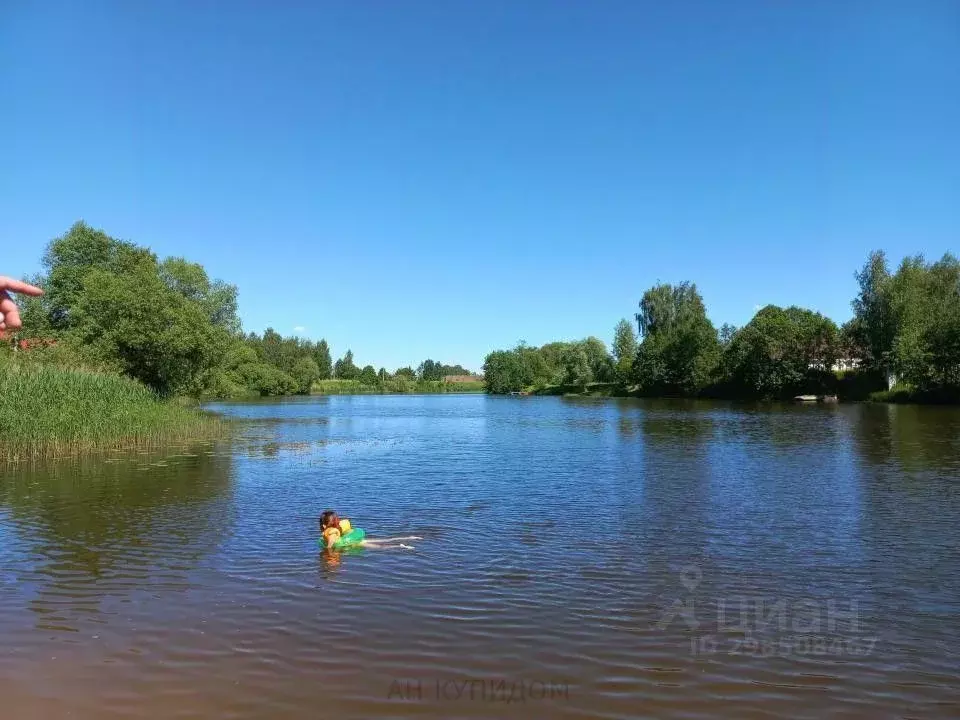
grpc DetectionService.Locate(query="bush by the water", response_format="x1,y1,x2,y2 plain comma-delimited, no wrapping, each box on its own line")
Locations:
0,360,222,463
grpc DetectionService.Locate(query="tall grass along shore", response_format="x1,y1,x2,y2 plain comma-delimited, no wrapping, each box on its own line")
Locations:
1,360,222,464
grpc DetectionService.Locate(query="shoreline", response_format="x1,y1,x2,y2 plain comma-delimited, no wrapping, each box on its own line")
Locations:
310,378,485,395
525,382,959,405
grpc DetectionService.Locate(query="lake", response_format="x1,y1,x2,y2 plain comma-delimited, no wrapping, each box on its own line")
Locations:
2,395,959,719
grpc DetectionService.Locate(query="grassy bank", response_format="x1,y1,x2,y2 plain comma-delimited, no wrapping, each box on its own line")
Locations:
1,360,223,463
312,378,485,394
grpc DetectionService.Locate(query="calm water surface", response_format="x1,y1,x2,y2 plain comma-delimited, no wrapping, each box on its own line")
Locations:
2,396,959,719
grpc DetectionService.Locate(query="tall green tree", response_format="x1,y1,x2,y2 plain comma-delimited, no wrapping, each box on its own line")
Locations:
482,349,531,394
538,342,570,382
159,257,240,333
562,346,593,389
259,328,284,368
886,254,960,391
849,250,894,372
612,319,638,381
334,349,358,379
580,336,614,383
848,250,960,394
71,264,225,396
723,305,838,398
41,221,155,329
290,357,320,394
359,364,379,384
313,339,333,379
633,282,719,395
418,359,441,381
719,323,738,348
515,342,553,387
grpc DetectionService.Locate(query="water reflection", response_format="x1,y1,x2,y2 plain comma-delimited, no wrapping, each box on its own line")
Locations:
847,404,960,655
0,445,234,633
852,402,960,474
639,403,715,594
2,396,960,719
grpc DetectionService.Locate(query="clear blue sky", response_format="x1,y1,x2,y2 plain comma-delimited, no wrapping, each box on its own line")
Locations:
3,1,958,371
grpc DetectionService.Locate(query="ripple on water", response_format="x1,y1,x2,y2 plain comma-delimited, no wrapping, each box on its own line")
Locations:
1,396,959,718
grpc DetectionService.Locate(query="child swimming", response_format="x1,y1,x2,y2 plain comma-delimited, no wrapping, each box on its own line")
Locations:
319,509,421,550
319,510,353,549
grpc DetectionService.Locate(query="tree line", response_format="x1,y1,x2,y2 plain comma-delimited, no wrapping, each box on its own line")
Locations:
8,222,478,397
483,250,960,402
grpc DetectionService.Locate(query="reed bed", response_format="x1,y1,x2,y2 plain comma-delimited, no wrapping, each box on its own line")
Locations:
1,361,223,463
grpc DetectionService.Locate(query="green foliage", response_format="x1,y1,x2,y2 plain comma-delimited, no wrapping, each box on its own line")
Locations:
11,220,479,417
719,323,737,347
612,318,637,381
849,250,895,370
240,330,333,394
888,254,960,390
71,265,227,396
15,274,55,338
562,347,592,389
836,368,887,401
869,384,960,404
313,339,332,379
536,342,569,380
532,381,623,397
483,349,532,393
849,251,960,394
159,256,240,333
480,252,960,404
417,359,473,380
42,221,154,329
0,357,221,463
243,363,298,396
334,349,359,379
633,282,719,395
256,328,286,368
722,305,839,398
359,364,379,385
291,357,320,394
312,377,484,394
418,359,442,380
580,336,615,383
482,338,613,394
23,222,236,397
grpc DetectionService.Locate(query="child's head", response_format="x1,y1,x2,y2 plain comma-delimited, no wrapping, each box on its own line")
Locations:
320,509,339,530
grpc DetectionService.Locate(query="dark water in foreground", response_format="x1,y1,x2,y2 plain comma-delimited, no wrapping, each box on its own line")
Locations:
2,396,959,719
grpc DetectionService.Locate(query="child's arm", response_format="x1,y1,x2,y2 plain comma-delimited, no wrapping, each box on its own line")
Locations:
323,528,340,549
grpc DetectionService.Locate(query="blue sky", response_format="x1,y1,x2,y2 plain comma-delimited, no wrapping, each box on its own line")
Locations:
3,1,958,371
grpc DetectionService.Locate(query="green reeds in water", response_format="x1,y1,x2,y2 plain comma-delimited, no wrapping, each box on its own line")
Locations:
1,361,223,463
